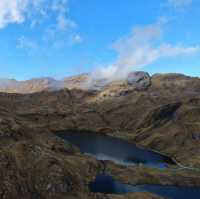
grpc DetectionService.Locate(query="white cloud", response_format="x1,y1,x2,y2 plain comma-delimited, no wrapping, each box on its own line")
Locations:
52,0,77,31
72,34,82,44
4,0,82,50
90,22,199,81
51,0,69,13
168,0,192,10
57,15,77,30
17,36,37,50
0,0,28,28
0,0,76,31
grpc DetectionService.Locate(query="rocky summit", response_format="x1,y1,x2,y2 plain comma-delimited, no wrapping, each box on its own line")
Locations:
0,72,200,199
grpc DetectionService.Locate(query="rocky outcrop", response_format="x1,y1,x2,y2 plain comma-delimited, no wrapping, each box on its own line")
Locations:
127,71,151,90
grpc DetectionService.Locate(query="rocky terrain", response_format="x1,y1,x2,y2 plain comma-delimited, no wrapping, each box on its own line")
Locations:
0,72,200,198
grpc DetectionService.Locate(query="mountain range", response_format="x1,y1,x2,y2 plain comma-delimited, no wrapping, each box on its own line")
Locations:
0,71,196,94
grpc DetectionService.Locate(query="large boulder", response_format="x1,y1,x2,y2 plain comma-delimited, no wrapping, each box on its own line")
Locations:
127,71,151,90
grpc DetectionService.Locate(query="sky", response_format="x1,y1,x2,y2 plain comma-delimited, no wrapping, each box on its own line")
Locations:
0,0,200,80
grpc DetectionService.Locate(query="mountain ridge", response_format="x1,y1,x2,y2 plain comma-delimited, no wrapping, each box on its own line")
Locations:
0,71,199,94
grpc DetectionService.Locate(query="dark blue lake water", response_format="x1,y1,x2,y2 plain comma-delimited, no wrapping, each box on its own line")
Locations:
90,175,200,199
56,130,175,168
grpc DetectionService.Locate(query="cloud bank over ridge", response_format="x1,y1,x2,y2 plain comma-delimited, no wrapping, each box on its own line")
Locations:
89,22,199,82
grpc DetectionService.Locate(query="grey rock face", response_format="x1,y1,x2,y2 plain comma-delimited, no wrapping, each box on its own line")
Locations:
192,133,200,141
127,71,151,90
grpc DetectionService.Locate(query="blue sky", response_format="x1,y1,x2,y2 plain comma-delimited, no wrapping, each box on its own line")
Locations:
0,0,199,80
